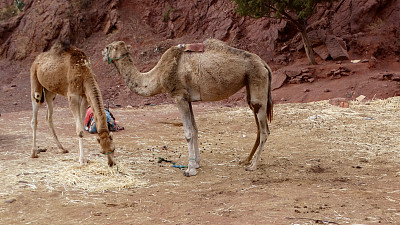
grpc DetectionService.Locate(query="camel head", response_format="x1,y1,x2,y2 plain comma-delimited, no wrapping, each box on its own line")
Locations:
102,41,131,64
97,132,116,166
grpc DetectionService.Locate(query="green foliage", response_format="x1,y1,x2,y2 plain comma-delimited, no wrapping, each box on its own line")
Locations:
67,0,92,17
162,5,175,23
14,0,24,12
232,0,336,65
77,0,93,9
232,0,334,25
0,4,18,21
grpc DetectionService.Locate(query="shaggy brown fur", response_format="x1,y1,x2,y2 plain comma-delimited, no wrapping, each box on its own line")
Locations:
104,39,273,176
30,42,116,166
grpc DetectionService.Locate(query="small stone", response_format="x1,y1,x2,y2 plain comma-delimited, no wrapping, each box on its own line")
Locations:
304,88,311,92
340,101,349,108
93,212,102,216
356,95,366,102
341,72,350,76
359,158,369,163
5,199,16,204
324,88,331,92
329,98,350,108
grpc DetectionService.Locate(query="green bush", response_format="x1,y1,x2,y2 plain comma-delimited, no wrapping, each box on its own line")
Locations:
162,5,174,23
77,0,93,9
0,4,18,21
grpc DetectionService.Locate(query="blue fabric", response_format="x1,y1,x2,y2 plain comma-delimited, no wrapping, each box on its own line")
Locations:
85,108,123,133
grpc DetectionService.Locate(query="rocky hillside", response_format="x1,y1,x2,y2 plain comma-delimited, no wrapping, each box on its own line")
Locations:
1,0,399,112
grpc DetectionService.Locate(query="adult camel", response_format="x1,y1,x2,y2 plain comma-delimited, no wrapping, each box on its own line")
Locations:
104,39,272,176
30,41,116,166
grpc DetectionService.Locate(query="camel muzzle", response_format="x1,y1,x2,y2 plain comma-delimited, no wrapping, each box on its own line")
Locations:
106,151,116,167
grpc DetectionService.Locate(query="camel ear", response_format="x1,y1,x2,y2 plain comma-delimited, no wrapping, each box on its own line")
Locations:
102,48,108,62
101,48,107,56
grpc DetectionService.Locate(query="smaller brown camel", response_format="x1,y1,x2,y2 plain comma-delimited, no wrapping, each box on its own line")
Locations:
30,41,116,166
104,39,273,176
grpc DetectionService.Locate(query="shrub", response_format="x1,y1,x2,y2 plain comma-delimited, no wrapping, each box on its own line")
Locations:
0,4,18,21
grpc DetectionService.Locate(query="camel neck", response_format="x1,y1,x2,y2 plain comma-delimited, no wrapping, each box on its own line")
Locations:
84,75,108,133
113,55,163,97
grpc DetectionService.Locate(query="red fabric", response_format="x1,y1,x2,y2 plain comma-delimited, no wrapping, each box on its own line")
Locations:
84,107,93,126
184,43,204,52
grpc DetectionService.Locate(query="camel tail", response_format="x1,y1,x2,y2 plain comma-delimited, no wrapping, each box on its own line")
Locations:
30,62,44,104
265,63,273,122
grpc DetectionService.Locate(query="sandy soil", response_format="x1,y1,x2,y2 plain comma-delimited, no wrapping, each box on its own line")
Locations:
1,98,399,224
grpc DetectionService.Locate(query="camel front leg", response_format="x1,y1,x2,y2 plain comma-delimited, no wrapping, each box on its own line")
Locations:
79,97,89,125
68,95,87,165
175,98,200,176
45,90,68,153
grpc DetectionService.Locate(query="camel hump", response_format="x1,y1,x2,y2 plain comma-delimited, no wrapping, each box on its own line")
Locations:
203,38,251,57
48,41,89,65
50,40,72,55
161,46,184,60
67,48,88,62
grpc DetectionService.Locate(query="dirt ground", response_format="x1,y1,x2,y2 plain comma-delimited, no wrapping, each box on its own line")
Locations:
0,99,399,224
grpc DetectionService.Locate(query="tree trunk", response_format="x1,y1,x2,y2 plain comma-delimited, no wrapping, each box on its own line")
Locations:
300,29,317,65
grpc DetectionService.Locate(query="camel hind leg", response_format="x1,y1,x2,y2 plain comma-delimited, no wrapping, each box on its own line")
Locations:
246,103,270,171
44,89,68,153
243,65,271,170
240,111,260,165
31,99,40,158
30,64,43,158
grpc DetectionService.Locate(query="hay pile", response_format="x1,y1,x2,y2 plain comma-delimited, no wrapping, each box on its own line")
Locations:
2,152,147,194
50,159,147,192
0,107,147,194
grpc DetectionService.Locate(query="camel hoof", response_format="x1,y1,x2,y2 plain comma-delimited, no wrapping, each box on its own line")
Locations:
79,159,89,165
31,149,40,158
245,165,257,171
239,159,251,165
183,168,197,177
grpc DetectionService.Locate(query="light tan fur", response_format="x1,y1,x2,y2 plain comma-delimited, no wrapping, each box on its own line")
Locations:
30,42,116,166
104,39,273,176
